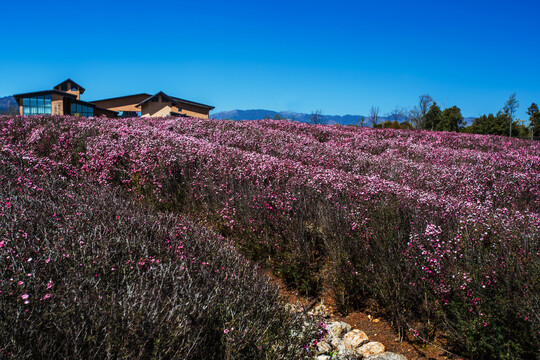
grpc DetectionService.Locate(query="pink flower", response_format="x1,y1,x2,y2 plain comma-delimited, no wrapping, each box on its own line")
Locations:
21,294,29,300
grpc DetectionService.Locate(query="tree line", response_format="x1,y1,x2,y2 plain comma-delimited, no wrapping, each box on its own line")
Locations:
359,94,540,139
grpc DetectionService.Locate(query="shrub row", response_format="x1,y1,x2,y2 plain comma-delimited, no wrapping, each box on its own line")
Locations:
0,148,320,359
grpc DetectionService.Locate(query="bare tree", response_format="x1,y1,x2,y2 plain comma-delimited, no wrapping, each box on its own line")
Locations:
356,116,366,127
309,109,325,125
387,107,405,123
503,93,519,137
418,94,433,125
408,106,422,129
367,106,380,127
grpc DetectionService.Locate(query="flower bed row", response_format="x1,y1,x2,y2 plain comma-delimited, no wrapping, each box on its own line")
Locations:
0,143,320,359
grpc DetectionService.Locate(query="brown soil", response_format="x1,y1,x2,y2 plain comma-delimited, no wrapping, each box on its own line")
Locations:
271,274,466,360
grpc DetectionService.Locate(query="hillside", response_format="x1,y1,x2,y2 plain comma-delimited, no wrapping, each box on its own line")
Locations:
0,96,16,114
0,115,538,359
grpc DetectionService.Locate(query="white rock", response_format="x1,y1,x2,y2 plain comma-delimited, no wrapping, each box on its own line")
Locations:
316,355,331,360
316,341,332,354
330,337,344,350
366,352,407,360
357,341,386,357
309,303,329,317
342,329,369,348
326,321,352,339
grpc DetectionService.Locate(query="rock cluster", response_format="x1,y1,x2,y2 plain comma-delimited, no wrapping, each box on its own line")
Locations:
314,321,407,360
285,301,407,359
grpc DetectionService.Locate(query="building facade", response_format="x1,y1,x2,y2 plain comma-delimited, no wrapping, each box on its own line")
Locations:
13,79,214,119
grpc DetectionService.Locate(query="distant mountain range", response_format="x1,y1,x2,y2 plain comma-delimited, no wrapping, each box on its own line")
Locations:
0,96,17,114
211,109,475,126
211,109,375,125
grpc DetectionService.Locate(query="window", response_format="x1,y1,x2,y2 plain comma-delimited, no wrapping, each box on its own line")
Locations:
22,95,52,115
71,102,94,117
118,111,141,118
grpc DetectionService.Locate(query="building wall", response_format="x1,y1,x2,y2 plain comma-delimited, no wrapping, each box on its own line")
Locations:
51,94,66,115
91,94,151,112
141,102,173,117
51,100,64,115
66,90,81,100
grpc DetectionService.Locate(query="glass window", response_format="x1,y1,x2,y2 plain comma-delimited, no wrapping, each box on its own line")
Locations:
21,95,52,115
71,102,94,117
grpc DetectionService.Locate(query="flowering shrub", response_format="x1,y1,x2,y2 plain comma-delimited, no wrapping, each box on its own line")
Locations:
1,115,538,358
0,147,319,359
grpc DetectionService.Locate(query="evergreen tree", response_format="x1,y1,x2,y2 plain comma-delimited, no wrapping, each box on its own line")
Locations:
422,102,442,130
527,103,540,138
503,93,519,137
437,106,464,132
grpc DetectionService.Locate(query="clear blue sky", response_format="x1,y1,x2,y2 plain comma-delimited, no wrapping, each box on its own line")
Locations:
1,0,539,120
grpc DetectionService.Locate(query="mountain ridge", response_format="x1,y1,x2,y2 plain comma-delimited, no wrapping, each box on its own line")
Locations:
211,108,475,126
0,96,17,114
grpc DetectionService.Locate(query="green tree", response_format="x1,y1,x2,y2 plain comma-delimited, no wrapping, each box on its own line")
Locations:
422,102,442,130
437,106,464,132
503,93,519,137
527,103,540,138
466,111,523,136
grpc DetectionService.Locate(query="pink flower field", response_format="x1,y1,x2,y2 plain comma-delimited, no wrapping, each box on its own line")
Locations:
1,115,538,359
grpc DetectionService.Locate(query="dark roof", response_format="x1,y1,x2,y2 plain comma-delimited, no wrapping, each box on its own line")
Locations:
12,90,77,105
53,78,86,94
171,96,215,110
133,91,215,110
72,99,99,108
135,91,179,108
89,93,152,103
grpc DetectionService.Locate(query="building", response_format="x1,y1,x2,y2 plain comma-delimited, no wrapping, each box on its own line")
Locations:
13,79,118,118
91,91,214,119
13,79,214,119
